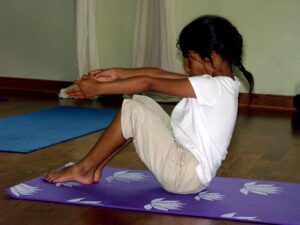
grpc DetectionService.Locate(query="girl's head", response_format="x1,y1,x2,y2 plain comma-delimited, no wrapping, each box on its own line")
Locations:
177,15,254,94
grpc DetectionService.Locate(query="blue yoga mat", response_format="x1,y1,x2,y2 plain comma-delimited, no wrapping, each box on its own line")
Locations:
6,164,300,225
0,106,117,153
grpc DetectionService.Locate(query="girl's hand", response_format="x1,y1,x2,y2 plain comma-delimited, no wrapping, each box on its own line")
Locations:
71,79,100,99
65,75,100,99
88,68,119,82
65,85,86,100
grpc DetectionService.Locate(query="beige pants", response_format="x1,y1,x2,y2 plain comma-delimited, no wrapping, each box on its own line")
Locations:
121,95,204,194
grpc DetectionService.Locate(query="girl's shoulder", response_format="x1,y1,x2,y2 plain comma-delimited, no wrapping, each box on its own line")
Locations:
189,74,239,84
191,74,240,94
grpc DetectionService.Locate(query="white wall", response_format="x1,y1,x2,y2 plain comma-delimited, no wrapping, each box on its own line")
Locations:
96,0,137,68
0,0,77,81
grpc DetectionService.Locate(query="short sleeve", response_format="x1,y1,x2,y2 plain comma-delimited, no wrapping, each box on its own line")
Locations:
188,75,220,106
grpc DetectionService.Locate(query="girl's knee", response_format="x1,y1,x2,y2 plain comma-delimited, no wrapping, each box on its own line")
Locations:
121,99,149,138
122,98,149,120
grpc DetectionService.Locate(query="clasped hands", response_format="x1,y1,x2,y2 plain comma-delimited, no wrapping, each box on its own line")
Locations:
66,69,118,99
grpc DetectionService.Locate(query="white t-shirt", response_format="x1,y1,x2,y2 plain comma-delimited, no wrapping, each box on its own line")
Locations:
171,74,240,187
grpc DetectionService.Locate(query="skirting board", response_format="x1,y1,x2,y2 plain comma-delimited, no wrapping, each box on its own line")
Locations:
239,93,295,112
0,77,72,97
0,76,295,112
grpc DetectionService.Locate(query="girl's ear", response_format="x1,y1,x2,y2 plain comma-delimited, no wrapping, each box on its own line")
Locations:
183,58,191,74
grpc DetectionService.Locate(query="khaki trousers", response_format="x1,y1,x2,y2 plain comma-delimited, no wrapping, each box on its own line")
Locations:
121,95,204,194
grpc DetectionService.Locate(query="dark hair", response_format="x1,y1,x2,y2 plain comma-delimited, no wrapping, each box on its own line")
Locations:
177,15,254,95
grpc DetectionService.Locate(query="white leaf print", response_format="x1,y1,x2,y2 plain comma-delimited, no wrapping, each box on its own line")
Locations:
67,197,86,203
106,171,147,183
222,212,237,218
144,198,185,211
56,181,82,187
64,162,75,167
194,191,224,201
152,198,165,203
240,187,249,195
240,181,282,196
10,183,41,197
221,212,259,221
144,204,152,210
80,200,102,205
67,197,102,205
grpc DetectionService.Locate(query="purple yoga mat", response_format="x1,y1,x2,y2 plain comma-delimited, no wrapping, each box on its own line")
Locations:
6,163,300,224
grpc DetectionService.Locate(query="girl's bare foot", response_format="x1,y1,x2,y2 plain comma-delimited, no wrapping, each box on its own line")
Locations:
44,162,97,185
45,138,133,184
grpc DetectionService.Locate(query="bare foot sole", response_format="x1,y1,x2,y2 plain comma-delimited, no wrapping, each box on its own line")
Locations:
44,164,96,185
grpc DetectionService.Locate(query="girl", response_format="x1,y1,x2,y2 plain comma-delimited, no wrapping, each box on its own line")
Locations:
45,15,254,194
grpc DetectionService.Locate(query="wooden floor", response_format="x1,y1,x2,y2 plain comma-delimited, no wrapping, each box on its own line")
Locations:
0,94,299,225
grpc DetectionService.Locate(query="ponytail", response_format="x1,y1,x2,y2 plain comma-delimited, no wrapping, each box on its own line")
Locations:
238,64,254,105
239,64,254,95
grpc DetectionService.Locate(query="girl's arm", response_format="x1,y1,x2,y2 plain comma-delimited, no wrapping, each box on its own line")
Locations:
88,67,187,82
67,76,195,99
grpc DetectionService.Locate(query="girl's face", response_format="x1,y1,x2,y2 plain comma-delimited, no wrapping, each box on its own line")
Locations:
184,52,212,76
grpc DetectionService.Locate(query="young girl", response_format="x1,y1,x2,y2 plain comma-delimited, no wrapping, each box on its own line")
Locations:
45,15,254,194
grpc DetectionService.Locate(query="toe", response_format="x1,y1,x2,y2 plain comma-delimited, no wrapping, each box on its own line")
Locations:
44,172,56,183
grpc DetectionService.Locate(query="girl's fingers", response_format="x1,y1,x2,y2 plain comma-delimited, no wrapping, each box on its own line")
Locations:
94,73,109,78
81,74,89,80
93,75,112,82
74,80,81,85
88,69,103,76
66,89,85,99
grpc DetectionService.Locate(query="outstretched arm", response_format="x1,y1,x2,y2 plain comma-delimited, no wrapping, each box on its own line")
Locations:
88,67,187,82
67,76,195,99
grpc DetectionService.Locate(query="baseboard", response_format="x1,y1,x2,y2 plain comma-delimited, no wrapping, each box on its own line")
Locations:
0,77,72,97
239,93,295,112
0,76,295,112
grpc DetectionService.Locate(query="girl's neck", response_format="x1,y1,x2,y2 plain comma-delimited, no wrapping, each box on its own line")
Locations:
211,58,233,78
